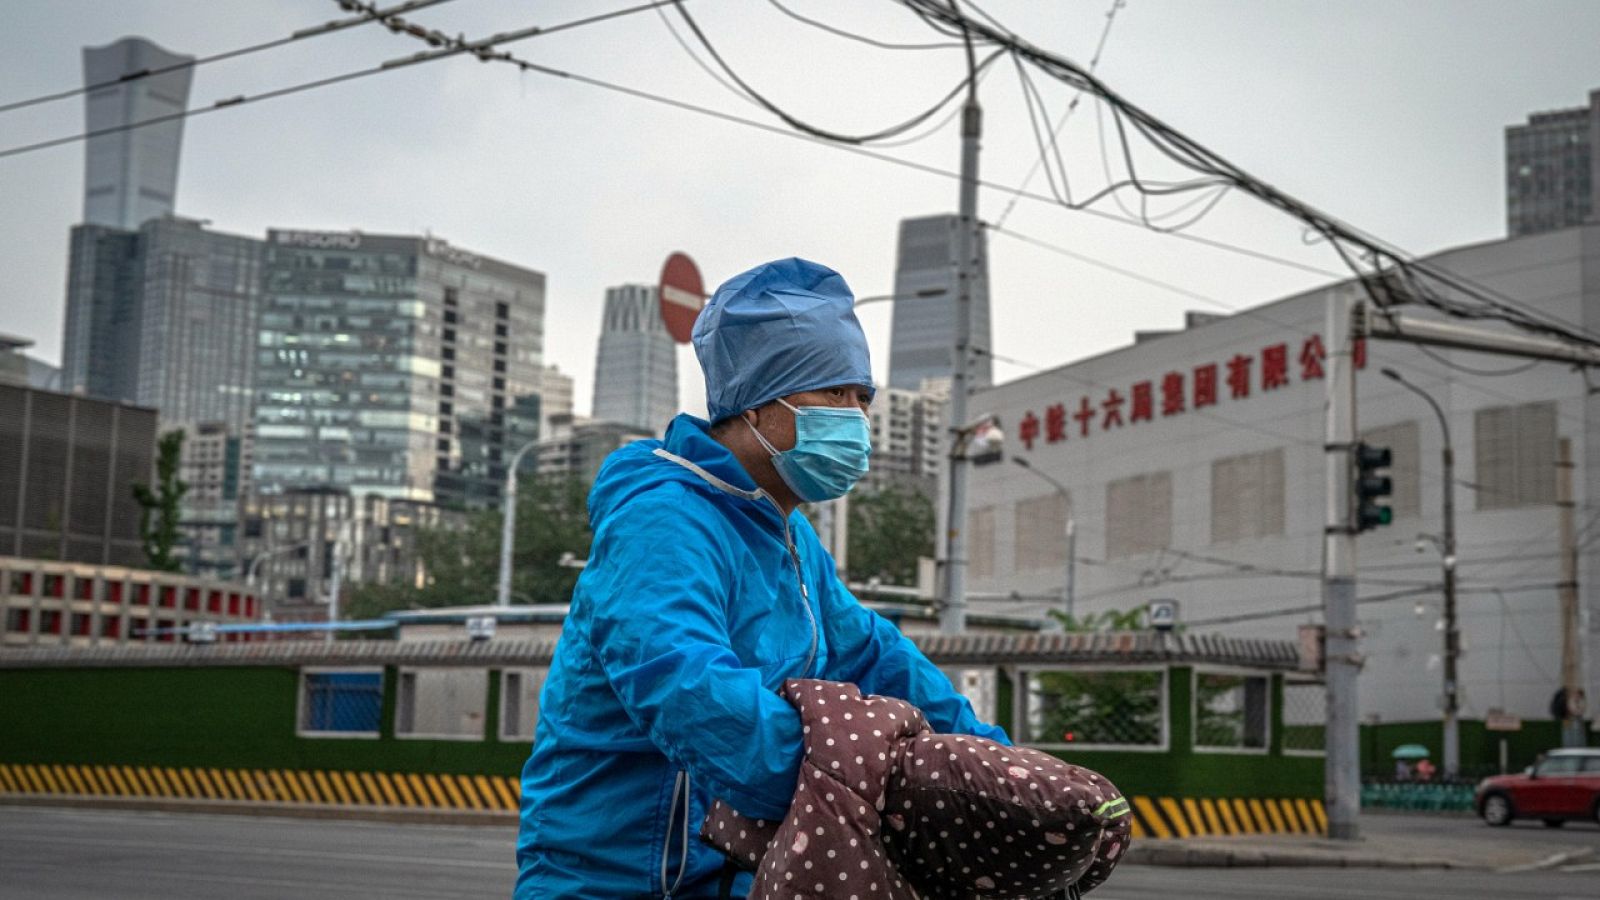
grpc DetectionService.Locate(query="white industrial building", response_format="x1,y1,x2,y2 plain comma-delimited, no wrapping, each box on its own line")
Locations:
962,223,1600,737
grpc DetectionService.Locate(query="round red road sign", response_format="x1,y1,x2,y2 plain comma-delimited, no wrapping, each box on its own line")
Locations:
658,252,705,344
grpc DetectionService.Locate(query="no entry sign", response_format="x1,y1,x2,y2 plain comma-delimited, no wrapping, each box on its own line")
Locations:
658,252,705,344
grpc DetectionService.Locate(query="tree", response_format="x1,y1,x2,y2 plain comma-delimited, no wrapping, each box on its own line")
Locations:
345,474,593,620
131,429,188,573
846,483,935,585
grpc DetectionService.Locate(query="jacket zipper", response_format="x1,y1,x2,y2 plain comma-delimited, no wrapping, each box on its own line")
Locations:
777,509,818,678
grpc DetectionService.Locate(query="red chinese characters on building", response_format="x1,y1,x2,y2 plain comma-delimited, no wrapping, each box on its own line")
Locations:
1354,337,1368,369
1261,343,1289,390
1130,380,1154,423
1073,396,1095,437
1102,388,1125,429
1045,403,1067,444
1193,363,1218,409
1161,372,1185,416
1018,410,1040,450
1300,335,1325,381
1226,353,1252,399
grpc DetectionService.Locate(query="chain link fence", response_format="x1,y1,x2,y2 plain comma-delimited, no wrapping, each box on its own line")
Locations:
298,670,383,736
1020,669,1166,747
1281,679,1326,754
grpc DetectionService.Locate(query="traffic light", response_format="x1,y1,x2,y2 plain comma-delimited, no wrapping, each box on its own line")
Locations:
1354,442,1393,531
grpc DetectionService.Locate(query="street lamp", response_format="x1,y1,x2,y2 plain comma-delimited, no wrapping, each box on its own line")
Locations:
1381,367,1459,778
1011,457,1076,629
497,438,542,608
852,286,949,307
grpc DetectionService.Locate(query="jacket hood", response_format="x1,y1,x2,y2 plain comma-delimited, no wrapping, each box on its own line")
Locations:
588,413,783,531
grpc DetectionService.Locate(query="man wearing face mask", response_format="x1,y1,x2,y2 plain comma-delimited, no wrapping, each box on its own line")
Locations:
515,258,1008,899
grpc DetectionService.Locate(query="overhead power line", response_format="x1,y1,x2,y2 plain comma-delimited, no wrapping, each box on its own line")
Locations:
0,0,683,162
892,0,1600,351
0,0,459,116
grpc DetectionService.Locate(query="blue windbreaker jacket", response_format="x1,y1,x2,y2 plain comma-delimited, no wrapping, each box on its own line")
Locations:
515,414,1008,899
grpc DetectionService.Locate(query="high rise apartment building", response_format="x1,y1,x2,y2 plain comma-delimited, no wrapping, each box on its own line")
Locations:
61,217,263,431
1506,89,1599,237
535,364,575,438
864,383,945,496
887,214,992,391
81,38,193,230
252,230,544,507
175,421,248,579
591,284,678,436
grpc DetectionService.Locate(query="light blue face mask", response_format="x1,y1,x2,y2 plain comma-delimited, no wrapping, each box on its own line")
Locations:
748,398,872,503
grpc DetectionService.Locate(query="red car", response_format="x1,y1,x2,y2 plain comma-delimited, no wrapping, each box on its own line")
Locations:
1476,748,1600,827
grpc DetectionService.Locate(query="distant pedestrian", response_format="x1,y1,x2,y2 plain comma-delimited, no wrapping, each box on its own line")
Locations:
1415,757,1436,781
1394,758,1412,781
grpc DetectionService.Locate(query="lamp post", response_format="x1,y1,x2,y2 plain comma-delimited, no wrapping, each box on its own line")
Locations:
1381,367,1459,778
497,438,542,608
1011,457,1076,629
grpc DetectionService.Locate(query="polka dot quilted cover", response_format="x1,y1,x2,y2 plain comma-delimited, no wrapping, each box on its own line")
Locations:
701,679,1132,899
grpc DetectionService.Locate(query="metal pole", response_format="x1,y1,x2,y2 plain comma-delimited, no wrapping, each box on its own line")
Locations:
326,538,341,644
1557,438,1584,747
940,12,982,636
1012,457,1074,628
1381,368,1459,777
1324,289,1361,840
497,439,541,608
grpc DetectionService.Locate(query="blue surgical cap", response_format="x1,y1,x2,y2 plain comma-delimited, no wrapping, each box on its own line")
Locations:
693,257,875,424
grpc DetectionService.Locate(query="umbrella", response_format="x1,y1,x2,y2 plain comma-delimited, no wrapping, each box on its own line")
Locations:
1391,743,1430,760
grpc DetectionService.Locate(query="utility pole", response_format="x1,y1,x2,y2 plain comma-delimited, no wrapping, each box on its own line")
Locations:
940,11,982,636
1380,368,1459,777
1557,438,1585,746
1323,289,1361,840
326,537,342,644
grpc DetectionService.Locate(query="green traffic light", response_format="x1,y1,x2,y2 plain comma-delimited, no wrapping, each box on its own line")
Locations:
1377,507,1393,526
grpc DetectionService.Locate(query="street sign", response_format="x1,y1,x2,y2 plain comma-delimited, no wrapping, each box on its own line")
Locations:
185,621,218,644
1148,599,1178,632
465,616,497,642
1484,708,1522,732
658,252,705,344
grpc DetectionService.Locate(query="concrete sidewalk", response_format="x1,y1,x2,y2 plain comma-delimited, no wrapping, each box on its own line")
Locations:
1126,811,1600,871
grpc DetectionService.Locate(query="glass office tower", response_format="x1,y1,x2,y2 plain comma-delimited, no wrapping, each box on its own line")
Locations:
253,231,544,506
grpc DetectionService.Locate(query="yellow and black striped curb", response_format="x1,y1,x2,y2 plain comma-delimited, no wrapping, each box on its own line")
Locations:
1127,795,1327,839
0,763,519,813
0,763,1323,838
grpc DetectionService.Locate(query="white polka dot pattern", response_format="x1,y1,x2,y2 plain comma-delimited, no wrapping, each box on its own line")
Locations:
699,680,1132,898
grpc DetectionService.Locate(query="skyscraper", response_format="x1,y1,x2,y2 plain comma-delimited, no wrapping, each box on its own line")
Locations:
1506,89,1599,237
81,38,193,230
252,230,544,507
591,284,678,436
887,214,992,391
60,216,263,432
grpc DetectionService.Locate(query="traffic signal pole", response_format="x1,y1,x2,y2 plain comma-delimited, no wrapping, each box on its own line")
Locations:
1323,288,1361,841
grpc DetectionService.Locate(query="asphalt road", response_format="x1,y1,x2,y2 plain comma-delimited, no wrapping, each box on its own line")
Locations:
1,805,1595,899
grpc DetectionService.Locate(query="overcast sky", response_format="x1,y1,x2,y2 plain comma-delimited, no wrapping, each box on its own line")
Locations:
2,0,1598,417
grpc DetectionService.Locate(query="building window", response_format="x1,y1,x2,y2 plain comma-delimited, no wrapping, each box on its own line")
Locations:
1475,402,1557,509
1361,420,1420,520
501,668,545,741
1014,493,1069,571
444,287,459,307
1016,668,1166,749
1105,471,1172,558
297,669,382,737
967,506,996,579
5,608,30,633
395,668,487,740
1193,671,1269,751
495,302,509,319
1210,448,1285,543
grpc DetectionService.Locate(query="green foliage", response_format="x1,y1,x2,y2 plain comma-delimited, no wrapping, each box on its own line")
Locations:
846,483,935,584
1028,670,1164,745
345,475,592,620
131,430,188,573
1049,606,1147,633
